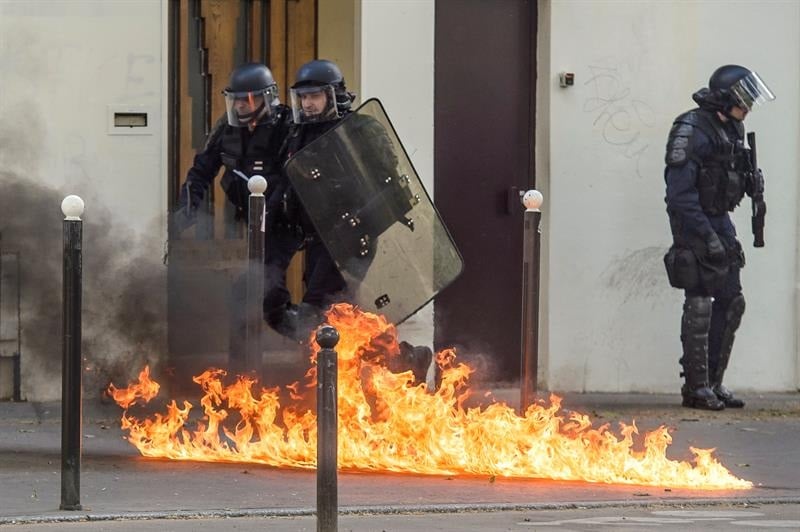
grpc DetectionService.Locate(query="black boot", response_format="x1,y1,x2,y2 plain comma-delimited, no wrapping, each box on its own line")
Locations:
680,296,725,411
712,383,745,408
398,341,440,389
269,302,324,343
682,383,725,410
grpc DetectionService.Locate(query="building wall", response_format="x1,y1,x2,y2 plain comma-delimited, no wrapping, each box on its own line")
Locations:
540,0,800,392
318,0,361,107
0,0,167,400
4,0,796,399
358,0,436,347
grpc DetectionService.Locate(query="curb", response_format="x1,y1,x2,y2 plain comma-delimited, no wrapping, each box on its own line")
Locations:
2,496,799,525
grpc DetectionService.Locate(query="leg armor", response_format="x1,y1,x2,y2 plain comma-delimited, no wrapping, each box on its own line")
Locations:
710,294,746,408
680,295,724,410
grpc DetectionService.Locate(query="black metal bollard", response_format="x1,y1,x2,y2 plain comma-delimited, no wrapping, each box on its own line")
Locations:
60,195,84,511
520,190,543,413
245,176,267,373
316,325,339,532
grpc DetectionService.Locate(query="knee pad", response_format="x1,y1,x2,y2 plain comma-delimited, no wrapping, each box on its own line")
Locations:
682,296,712,335
724,293,745,331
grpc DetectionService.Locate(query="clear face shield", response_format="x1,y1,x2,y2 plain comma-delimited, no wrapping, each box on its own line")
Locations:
729,72,775,111
223,84,278,127
289,85,338,124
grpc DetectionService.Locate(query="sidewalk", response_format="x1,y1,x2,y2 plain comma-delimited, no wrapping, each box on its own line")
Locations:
1,390,798,525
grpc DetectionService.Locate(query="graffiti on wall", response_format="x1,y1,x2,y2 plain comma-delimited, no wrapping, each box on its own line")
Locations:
583,65,656,178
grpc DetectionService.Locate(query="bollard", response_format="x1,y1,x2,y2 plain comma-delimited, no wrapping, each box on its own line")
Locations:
520,190,543,414
60,194,84,511
316,325,339,532
244,176,267,373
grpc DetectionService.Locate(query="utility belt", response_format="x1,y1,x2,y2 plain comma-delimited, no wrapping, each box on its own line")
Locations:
664,235,744,294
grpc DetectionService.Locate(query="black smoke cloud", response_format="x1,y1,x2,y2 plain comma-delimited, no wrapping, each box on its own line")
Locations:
0,24,178,401
0,171,168,400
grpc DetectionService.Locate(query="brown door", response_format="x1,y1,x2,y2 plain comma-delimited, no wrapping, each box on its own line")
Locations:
434,0,537,381
166,0,315,368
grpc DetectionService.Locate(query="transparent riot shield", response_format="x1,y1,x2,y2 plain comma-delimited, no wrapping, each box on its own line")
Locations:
283,98,463,324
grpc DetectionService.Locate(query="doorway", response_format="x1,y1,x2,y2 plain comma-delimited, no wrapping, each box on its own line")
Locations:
166,0,316,368
434,0,537,381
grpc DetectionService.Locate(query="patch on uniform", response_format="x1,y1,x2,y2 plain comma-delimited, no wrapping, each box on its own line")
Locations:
672,136,688,149
666,148,687,165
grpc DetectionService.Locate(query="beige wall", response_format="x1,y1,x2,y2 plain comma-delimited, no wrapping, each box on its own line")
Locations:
318,0,361,106
540,0,800,392
358,0,436,347
0,0,167,400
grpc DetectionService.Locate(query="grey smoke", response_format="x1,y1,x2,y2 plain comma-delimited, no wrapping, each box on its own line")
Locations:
0,171,168,401
0,97,167,400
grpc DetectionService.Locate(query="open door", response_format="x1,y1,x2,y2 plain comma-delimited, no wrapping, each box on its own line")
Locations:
166,0,316,373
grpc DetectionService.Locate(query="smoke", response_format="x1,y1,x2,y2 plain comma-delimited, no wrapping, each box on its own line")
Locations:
0,173,168,401
0,103,167,400
0,22,165,400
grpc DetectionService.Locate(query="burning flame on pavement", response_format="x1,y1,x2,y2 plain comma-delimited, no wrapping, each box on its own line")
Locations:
109,303,751,490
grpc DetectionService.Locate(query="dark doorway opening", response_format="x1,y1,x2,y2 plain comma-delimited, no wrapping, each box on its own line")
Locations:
434,0,537,381
166,0,316,381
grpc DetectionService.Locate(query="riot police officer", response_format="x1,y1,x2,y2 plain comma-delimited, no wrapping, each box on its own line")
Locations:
663,65,774,410
172,62,291,373
263,59,356,340
174,62,291,229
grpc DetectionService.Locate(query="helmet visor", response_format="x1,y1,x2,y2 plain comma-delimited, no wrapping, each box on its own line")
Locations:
289,85,338,124
223,85,278,127
729,72,775,110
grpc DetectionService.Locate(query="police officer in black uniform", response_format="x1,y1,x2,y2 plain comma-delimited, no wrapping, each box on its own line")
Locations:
663,65,774,410
263,59,356,340
175,62,291,229
173,62,291,373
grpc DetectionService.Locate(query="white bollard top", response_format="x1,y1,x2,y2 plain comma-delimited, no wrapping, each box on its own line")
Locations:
61,195,85,220
248,175,268,196
521,189,543,212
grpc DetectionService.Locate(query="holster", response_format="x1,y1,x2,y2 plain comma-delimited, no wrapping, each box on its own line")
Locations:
664,239,732,294
664,244,700,290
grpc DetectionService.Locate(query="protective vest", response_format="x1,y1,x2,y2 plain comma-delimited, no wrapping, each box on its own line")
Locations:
220,108,288,177
672,109,749,216
218,108,289,214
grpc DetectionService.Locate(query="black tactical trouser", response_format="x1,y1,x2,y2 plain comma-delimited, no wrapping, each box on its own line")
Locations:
301,237,346,308
263,227,304,326
684,238,743,383
260,228,347,340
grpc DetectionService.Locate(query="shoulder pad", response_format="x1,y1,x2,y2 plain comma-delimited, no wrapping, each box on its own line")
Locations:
678,109,719,141
665,114,697,167
203,115,228,151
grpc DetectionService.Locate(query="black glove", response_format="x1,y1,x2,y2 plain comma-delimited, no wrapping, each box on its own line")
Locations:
706,233,726,263
171,206,196,234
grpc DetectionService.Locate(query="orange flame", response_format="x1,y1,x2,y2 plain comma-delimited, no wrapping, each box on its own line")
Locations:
109,303,751,490
107,365,159,409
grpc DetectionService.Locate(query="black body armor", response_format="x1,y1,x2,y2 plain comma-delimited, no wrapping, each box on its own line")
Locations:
667,109,749,216
218,107,290,215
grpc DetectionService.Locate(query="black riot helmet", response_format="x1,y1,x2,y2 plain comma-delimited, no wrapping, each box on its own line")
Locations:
289,59,354,124
707,65,775,113
223,63,280,127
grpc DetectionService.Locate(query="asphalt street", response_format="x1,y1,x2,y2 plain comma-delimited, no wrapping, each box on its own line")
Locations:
0,391,798,530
